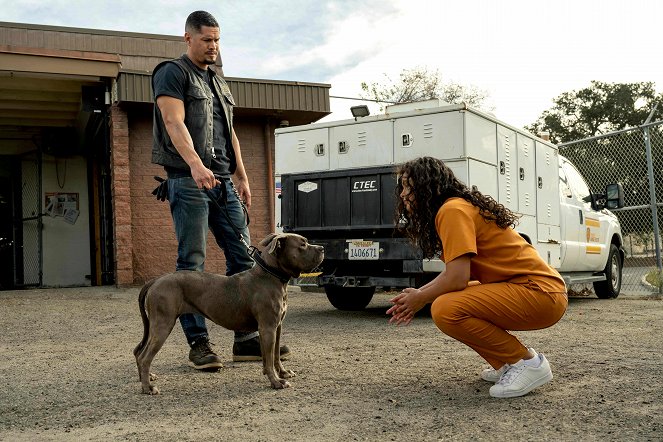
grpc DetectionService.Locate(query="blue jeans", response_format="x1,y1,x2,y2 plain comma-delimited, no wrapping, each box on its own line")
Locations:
168,176,254,346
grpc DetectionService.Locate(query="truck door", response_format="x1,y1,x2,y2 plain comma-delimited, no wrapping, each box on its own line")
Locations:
559,158,606,271
557,161,581,271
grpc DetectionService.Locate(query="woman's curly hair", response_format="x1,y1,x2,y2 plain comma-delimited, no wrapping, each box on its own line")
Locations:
395,156,520,259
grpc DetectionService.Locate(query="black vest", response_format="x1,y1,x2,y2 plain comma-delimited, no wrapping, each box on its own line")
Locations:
151,55,236,174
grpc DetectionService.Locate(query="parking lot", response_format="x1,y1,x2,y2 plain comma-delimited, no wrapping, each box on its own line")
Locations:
0,285,662,441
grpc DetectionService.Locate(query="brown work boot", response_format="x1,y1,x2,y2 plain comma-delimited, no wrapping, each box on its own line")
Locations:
188,337,223,371
232,336,291,362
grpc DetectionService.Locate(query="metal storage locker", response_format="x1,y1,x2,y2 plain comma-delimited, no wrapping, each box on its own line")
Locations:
393,111,464,163
464,112,497,165
535,141,560,227
274,127,329,174
517,134,536,216
468,159,499,198
329,120,394,169
497,125,518,212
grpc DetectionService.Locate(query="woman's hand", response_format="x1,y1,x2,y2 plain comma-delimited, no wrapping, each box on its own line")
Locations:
386,288,426,326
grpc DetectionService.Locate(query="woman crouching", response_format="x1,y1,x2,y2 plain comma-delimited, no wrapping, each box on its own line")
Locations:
387,156,568,398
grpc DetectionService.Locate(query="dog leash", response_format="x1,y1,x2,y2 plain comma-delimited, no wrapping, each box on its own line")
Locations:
152,175,253,258
204,177,252,252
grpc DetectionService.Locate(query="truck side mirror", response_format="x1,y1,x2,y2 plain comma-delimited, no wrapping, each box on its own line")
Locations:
605,183,624,209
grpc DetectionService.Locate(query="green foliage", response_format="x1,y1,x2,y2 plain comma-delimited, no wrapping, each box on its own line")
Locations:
526,81,663,144
645,269,663,289
360,67,492,112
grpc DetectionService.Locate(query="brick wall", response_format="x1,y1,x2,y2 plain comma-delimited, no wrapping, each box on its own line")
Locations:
109,105,133,285
125,110,273,284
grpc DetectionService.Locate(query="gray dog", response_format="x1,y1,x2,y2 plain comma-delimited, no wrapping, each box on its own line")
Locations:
133,233,324,394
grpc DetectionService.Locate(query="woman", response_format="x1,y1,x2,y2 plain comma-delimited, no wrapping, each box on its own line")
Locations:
387,156,567,398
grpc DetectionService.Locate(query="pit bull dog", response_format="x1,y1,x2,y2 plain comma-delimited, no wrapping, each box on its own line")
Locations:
133,233,324,394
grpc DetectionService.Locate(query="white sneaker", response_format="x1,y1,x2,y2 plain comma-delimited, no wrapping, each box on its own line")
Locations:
481,364,509,383
481,348,537,383
489,353,553,398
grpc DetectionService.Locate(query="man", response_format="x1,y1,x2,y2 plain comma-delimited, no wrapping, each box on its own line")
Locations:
151,10,289,370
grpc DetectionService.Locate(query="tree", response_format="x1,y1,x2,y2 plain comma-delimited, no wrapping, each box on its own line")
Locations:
360,67,492,112
526,81,663,144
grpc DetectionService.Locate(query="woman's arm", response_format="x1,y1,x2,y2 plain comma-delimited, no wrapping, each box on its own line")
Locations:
387,254,471,326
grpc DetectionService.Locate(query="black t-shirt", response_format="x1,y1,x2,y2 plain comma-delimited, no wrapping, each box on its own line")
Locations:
153,62,232,177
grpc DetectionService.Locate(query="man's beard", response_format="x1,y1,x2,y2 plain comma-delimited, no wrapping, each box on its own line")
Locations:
203,59,216,65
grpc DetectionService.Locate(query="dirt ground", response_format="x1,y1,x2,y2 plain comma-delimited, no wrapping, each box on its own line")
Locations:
0,286,662,442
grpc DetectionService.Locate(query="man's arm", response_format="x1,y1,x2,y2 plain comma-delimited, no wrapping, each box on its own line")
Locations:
230,128,252,209
156,95,218,190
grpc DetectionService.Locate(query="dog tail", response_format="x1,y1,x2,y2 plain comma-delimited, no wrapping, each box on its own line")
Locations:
133,278,157,357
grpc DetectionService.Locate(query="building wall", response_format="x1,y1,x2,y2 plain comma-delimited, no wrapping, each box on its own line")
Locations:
41,154,91,286
125,107,273,284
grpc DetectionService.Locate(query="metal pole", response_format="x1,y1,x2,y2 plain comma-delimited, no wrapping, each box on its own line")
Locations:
642,105,662,292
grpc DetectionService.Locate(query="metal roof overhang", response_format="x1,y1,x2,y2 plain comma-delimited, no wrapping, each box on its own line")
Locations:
117,71,331,126
0,46,121,154
0,45,121,77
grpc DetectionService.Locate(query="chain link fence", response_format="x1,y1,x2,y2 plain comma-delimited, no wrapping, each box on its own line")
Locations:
559,120,663,296
19,151,42,287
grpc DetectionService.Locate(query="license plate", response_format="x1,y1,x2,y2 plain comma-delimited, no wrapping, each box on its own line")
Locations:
348,240,380,260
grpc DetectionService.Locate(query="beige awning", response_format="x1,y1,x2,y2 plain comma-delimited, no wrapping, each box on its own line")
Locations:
0,45,121,77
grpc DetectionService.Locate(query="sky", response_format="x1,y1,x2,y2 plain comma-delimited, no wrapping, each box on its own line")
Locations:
3,0,662,128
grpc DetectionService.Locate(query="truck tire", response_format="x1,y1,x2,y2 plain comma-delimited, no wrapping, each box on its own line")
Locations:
593,244,622,299
325,286,375,310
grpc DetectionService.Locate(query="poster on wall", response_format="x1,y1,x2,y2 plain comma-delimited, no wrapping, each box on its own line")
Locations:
45,192,80,224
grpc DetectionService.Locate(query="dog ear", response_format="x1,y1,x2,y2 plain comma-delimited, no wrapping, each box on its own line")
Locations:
268,236,287,256
259,233,280,248
263,233,286,256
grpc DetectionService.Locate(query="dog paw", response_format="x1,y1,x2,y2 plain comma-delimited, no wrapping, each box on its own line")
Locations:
142,385,160,395
279,369,295,379
270,378,291,389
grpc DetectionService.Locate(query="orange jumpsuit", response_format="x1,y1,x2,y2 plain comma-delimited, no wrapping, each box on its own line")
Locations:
430,198,568,368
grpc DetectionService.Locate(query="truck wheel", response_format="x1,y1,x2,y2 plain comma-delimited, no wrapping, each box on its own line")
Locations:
593,244,622,299
325,286,376,310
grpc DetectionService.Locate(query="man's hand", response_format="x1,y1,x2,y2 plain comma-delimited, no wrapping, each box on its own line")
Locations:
234,177,252,209
190,163,219,190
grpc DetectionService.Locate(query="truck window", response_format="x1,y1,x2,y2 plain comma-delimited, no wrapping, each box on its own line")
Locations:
558,165,573,199
561,160,591,200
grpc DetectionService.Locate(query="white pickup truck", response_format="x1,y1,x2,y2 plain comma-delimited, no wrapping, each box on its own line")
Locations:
275,101,625,310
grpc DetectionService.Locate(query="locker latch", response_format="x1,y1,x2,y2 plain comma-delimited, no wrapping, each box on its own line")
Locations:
499,161,505,175
401,133,413,147
520,168,525,180
314,143,325,156
338,141,349,154
538,177,543,189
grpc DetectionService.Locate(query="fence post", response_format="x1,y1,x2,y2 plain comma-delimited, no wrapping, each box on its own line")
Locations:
642,106,663,292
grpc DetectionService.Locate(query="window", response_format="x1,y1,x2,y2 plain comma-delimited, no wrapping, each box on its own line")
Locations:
561,159,590,201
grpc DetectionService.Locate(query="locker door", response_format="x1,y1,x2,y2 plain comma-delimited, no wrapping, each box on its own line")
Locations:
393,111,464,163
497,125,518,212
468,160,498,199
464,112,497,165
517,134,536,216
330,120,393,169
535,141,560,226
275,128,329,174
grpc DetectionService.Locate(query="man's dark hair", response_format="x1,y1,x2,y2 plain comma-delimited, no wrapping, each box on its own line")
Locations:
185,10,219,34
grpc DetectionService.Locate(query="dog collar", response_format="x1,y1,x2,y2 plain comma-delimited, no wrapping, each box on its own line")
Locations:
253,251,292,284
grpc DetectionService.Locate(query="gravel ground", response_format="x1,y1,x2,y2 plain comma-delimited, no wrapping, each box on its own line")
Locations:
0,286,662,441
